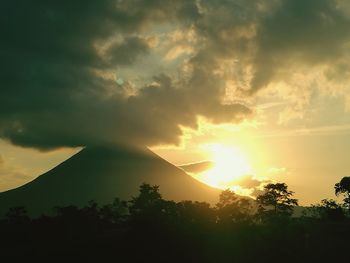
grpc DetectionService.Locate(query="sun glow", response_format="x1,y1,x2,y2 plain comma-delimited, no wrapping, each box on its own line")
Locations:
198,144,252,189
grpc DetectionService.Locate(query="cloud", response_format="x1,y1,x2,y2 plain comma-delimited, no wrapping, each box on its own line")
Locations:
232,175,266,189
224,175,271,197
250,0,350,92
0,0,252,150
183,160,269,197
104,36,151,66
179,161,214,174
1,0,350,150
164,45,193,61
255,124,350,139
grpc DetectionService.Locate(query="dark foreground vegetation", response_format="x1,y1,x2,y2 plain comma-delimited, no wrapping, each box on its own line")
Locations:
2,177,350,262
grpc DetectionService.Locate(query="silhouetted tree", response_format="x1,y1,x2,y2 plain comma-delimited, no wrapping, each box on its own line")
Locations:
5,206,30,225
54,205,81,219
100,198,128,223
176,200,215,225
215,189,252,224
84,200,100,217
256,183,298,222
129,183,163,214
335,177,350,212
307,199,345,221
3,182,350,262
128,183,177,225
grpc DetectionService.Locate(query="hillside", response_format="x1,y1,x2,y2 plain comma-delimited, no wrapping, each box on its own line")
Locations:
0,145,220,216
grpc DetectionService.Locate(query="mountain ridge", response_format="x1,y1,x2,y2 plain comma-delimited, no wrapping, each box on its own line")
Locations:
0,145,220,216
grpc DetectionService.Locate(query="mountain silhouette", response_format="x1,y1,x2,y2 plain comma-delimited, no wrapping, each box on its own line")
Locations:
0,145,220,216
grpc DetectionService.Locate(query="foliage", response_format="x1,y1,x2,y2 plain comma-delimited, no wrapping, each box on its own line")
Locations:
2,181,350,262
256,183,298,221
100,198,128,223
5,206,30,224
306,199,345,220
128,183,177,224
215,189,252,224
335,176,350,210
176,200,215,225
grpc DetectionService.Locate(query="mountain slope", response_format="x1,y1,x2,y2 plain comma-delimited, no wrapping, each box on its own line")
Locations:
0,145,220,216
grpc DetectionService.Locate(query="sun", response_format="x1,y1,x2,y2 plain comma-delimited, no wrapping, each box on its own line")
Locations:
198,144,252,189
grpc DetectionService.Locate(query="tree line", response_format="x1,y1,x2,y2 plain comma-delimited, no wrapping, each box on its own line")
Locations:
2,177,350,262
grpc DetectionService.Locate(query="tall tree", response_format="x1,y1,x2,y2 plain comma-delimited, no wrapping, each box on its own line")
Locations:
128,183,176,223
335,177,350,212
129,183,163,215
256,183,298,221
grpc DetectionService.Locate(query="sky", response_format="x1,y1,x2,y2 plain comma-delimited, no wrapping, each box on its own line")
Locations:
1,0,350,205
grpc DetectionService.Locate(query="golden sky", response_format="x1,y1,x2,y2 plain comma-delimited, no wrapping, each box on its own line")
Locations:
1,0,350,205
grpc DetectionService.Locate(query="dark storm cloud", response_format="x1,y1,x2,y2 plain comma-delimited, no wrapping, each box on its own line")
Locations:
1,0,349,149
250,0,350,92
187,0,350,93
0,0,250,149
106,37,150,66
